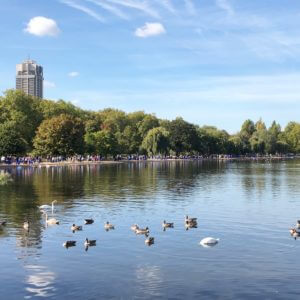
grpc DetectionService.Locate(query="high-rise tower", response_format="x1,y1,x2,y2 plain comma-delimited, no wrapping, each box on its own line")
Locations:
16,59,43,98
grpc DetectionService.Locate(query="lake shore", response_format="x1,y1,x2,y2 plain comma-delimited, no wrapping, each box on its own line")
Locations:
0,155,297,168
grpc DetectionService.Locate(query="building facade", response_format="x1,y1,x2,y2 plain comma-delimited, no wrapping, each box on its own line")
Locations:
16,59,43,98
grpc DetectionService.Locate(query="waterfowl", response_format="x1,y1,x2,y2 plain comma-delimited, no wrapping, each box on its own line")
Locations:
185,220,197,230
297,220,300,228
104,221,115,230
135,227,149,235
130,224,139,231
71,224,82,231
200,237,219,246
63,240,76,248
162,220,174,228
23,221,29,230
290,228,300,239
0,221,6,226
84,238,96,247
185,215,197,223
84,219,94,225
145,237,155,245
43,212,59,225
39,200,57,214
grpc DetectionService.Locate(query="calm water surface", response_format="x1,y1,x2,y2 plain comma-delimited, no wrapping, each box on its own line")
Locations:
1,160,300,299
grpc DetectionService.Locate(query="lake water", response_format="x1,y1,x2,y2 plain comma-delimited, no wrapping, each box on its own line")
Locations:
1,160,300,299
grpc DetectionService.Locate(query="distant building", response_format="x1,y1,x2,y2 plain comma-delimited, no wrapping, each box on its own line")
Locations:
16,59,43,98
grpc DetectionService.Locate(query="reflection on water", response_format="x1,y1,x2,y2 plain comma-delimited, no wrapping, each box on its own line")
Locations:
0,160,300,299
24,265,56,298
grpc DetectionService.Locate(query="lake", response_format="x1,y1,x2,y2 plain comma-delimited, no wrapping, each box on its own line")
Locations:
0,160,300,299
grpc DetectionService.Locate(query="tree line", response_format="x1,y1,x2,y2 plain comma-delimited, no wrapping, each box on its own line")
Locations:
0,90,299,158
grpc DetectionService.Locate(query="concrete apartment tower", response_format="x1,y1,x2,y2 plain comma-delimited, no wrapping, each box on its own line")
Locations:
16,59,43,98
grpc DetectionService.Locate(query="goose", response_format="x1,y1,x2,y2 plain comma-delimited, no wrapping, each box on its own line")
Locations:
71,224,82,231
135,227,149,235
297,220,300,228
145,237,154,245
104,221,115,230
200,237,219,247
43,212,59,225
84,219,94,225
130,224,139,231
23,221,29,230
39,200,57,214
63,240,76,248
162,220,174,228
185,220,197,230
185,215,197,223
290,228,300,239
84,238,96,247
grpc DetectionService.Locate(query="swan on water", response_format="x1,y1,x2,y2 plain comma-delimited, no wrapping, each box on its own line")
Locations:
42,211,59,225
39,200,57,214
199,237,219,247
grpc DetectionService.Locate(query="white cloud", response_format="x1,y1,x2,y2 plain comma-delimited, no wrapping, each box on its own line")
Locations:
44,80,56,88
135,22,166,38
85,0,129,20
60,0,105,22
24,17,60,37
68,71,80,77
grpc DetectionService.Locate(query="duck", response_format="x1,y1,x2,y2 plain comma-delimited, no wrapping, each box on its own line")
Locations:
71,224,82,231
63,240,76,248
200,237,219,246
0,221,6,226
84,238,96,247
162,220,174,228
84,219,94,225
290,228,300,239
135,227,149,235
104,221,115,230
43,212,59,225
23,221,29,230
130,224,139,231
185,215,197,223
145,237,155,245
297,220,300,228
39,200,57,214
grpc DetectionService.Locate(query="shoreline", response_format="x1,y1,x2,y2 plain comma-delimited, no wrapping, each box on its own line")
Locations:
0,156,297,168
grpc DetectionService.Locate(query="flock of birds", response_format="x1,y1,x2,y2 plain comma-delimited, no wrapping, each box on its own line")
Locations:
0,200,221,250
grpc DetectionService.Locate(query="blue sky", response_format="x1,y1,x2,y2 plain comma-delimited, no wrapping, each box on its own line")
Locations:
1,0,300,133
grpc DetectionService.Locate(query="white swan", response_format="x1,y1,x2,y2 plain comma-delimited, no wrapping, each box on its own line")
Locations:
200,237,219,247
43,211,59,225
39,200,57,214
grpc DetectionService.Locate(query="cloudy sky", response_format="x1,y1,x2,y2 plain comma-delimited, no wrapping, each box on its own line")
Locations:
1,0,300,132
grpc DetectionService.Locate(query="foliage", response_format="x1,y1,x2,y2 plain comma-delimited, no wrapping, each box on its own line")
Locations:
33,114,85,156
0,89,299,157
0,171,12,185
141,127,170,155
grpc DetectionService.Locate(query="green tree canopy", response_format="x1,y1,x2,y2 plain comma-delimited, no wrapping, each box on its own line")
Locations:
141,127,170,156
33,114,85,156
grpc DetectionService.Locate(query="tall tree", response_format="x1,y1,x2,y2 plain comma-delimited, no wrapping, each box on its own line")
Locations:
141,127,170,156
33,114,85,156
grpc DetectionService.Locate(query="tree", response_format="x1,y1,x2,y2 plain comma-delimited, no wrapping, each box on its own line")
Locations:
283,122,300,153
0,121,27,156
33,114,85,156
0,90,43,150
239,119,255,153
85,130,118,157
141,127,170,156
163,117,199,155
